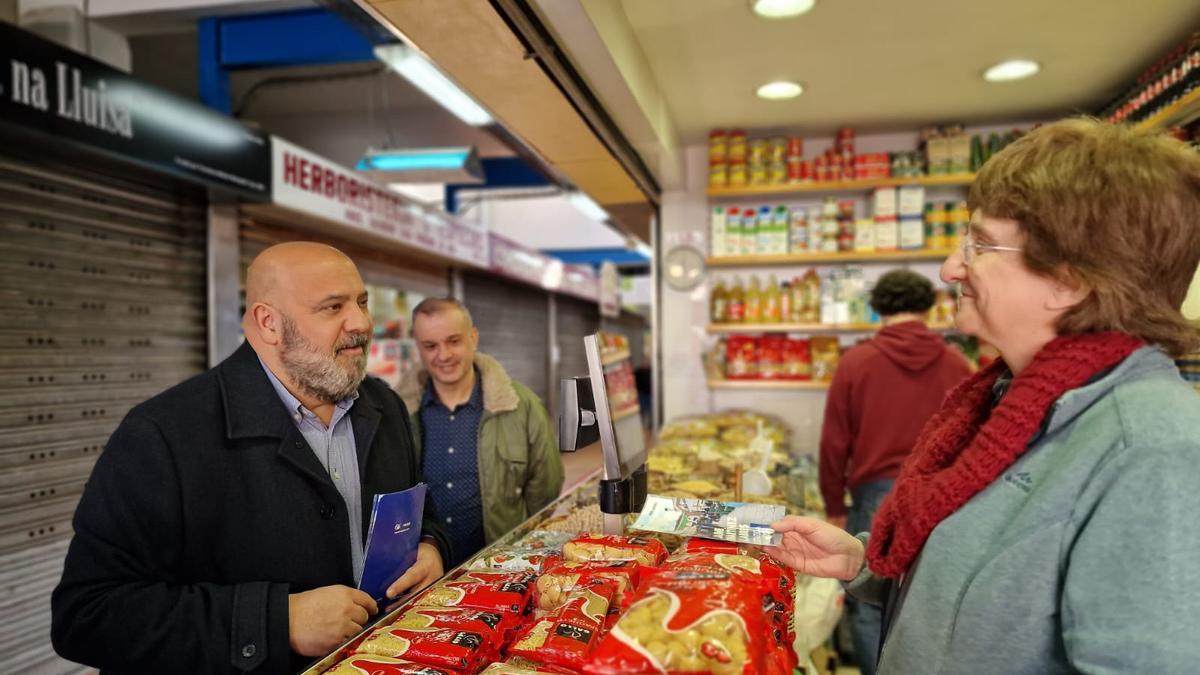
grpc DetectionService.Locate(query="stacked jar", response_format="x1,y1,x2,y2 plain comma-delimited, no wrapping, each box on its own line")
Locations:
1102,31,1200,124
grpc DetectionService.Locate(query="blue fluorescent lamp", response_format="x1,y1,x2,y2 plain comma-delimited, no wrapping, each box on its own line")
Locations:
356,150,470,171
356,146,484,184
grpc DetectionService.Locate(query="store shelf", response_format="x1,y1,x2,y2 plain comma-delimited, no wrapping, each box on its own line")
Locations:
600,348,631,366
706,322,955,334
1136,87,1200,130
707,248,956,267
706,173,975,198
708,379,830,391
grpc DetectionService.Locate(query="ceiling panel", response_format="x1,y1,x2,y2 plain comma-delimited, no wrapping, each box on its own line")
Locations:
618,0,1200,141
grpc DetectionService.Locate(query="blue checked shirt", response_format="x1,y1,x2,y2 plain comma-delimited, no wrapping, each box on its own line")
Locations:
420,368,485,568
260,360,364,583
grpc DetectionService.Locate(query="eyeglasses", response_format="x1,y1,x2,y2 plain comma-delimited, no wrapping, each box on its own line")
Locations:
960,235,1022,264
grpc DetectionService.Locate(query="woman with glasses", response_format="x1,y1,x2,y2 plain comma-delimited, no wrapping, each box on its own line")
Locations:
769,118,1200,673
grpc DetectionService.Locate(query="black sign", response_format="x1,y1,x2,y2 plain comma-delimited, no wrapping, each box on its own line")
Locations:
0,22,269,198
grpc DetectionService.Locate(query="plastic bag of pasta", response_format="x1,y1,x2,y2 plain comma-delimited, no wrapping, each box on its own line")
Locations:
583,570,789,675
509,578,618,672
533,560,640,611
414,575,533,614
563,533,667,567
355,625,493,673
324,653,460,674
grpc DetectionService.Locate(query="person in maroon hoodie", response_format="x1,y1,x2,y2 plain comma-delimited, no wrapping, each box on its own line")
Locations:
819,268,971,675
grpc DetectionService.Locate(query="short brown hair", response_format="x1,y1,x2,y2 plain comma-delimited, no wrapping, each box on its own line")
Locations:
412,297,474,328
970,118,1200,355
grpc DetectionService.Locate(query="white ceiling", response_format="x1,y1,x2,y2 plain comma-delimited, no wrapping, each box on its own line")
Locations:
613,0,1200,142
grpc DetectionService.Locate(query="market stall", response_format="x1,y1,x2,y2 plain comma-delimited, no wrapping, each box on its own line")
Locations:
300,401,841,675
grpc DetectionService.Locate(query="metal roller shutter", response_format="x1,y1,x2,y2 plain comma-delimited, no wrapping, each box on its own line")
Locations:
556,295,600,384
462,273,550,404
0,152,207,673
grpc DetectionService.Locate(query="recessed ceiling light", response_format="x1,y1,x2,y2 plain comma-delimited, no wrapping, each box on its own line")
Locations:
750,0,816,19
983,59,1040,83
756,80,803,100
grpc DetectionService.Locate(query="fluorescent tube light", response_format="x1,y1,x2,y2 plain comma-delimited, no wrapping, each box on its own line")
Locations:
374,43,493,126
356,146,484,183
567,191,609,223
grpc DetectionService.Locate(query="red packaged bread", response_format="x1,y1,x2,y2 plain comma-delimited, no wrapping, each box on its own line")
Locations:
533,560,640,611
583,570,789,675
390,607,519,647
324,654,459,674
414,576,533,614
563,533,667,567
509,579,617,672
355,626,492,672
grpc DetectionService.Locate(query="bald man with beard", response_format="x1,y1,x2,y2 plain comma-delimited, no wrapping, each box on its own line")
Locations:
52,242,448,674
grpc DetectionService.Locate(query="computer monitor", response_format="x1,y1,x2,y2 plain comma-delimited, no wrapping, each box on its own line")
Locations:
582,333,646,482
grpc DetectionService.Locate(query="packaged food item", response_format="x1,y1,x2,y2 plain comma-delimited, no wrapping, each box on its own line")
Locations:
514,530,574,550
481,657,564,673
758,334,785,380
728,161,748,187
469,550,562,575
510,579,617,672
810,336,841,382
456,570,537,586
583,571,788,675
479,663,543,675
899,217,925,250
325,654,457,675
563,533,668,567
725,336,758,379
710,207,729,256
726,277,745,321
414,576,533,614
728,130,747,162
709,130,728,162
782,338,812,380
355,626,492,672
534,560,641,611
709,161,728,189
390,607,519,645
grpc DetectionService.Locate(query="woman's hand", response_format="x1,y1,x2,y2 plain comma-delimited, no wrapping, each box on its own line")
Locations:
765,515,866,581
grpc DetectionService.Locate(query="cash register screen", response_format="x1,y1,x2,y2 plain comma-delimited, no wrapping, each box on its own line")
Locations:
584,334,646,480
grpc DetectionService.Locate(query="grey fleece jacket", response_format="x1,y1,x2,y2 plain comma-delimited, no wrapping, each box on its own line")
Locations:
848,347,1200,674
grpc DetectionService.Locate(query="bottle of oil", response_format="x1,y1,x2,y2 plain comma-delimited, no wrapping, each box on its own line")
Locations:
727,277,746,322
763,274,782,323
710,280,728,323
745,275,763,323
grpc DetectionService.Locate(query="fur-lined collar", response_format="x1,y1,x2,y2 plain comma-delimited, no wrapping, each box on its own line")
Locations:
395,351,519,414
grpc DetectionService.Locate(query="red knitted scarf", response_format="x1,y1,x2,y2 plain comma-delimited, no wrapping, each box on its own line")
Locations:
866,331,1144,578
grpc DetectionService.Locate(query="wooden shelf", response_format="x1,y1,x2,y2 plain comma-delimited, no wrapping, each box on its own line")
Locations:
1136,87,1200,130
706,322,955,334
707,173,974,198
708,379,830,391
707,248,955,267
600,348,631,366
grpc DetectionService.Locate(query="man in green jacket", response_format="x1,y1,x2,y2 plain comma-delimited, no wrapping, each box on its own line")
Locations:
396,297,563,568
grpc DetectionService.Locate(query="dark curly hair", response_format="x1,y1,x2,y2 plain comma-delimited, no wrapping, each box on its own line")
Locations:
870,269,935,317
